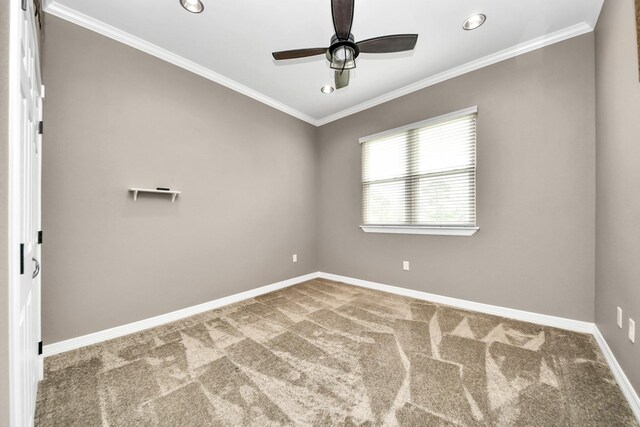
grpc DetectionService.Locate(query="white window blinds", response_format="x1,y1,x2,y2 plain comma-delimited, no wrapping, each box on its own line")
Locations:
361,107,477,228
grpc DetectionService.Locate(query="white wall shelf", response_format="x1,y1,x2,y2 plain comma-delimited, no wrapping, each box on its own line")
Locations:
129,188,181,203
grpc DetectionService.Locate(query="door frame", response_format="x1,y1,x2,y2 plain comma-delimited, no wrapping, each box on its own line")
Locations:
8,0,43,425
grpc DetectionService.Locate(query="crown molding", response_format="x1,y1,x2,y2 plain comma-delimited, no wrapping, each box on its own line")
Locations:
44,1,596,127
43,1,321,126
314,21,595,126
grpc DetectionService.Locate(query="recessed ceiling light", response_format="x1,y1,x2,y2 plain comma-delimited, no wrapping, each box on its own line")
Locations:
321,85,334,94
462,14,486,31
180,0,204,14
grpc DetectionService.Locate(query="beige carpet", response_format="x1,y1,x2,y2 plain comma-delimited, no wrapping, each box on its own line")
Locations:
36,279,638,426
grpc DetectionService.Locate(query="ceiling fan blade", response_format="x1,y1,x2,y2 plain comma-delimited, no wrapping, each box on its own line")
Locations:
357,34,418,54
272,48,328,60
335,70,350,89
331,0,355,40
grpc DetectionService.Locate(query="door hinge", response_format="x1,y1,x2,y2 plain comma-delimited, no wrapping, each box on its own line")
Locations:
20,244,24,275
38,230,43,244
38,341,43,356
38,121,43,135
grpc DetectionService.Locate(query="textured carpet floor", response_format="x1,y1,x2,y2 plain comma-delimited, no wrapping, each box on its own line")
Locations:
36,279,638,426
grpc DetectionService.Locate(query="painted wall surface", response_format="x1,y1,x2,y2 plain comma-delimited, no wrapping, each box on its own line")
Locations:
595,0,640,393
316,34,596,322
0,0,10,424
41,15,319,343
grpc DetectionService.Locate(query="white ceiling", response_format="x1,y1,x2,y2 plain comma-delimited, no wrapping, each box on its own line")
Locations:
44,0,604,125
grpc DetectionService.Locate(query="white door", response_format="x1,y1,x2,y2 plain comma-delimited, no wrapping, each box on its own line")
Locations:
9,0,43,425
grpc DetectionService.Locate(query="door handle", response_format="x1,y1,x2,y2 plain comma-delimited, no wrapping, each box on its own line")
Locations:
32,257,40,279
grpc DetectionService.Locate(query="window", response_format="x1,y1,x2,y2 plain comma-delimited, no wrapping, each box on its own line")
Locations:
360,107,478,236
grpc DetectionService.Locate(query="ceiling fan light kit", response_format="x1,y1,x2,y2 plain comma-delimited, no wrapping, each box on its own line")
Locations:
180,0,204,14
272,0,418,91
327,35,359,71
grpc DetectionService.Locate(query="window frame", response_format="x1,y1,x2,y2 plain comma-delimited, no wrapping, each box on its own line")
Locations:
359,106,479,237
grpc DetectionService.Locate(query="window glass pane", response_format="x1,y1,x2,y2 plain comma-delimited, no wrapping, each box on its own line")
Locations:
363,180,407,224
414,171,475,225
363,134,407,182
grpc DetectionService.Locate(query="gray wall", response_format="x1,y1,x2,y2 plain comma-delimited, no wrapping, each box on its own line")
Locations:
316,34,596,322
1,0,10,424
41,15,319,343
595,0,640,392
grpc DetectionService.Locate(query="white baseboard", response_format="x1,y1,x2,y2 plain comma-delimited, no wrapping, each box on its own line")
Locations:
593,326,640,421
42,272,319,357
44,270,594,356
317,272,594,333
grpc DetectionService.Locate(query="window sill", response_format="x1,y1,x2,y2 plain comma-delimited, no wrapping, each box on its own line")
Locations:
360,225,479,236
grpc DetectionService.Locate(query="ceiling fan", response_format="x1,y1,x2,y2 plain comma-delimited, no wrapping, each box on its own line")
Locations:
272,0,418,90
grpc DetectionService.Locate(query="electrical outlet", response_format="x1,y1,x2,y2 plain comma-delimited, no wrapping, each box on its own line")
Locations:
292,254,297,263
617,307,623,328
630,319,636,344
403,261,410,271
